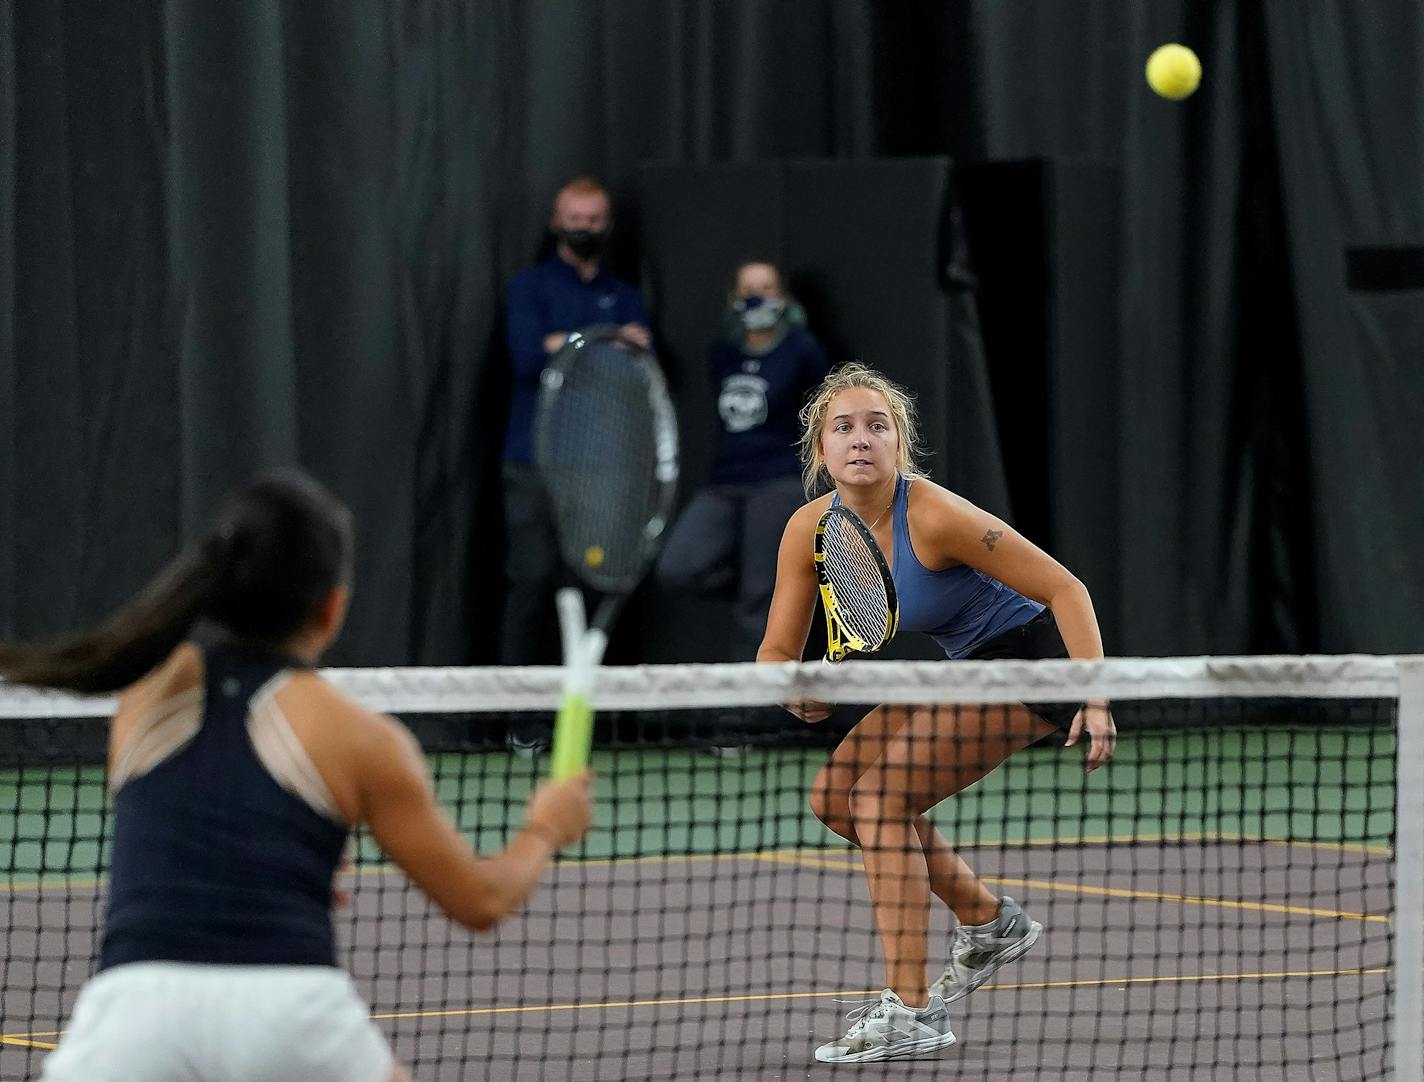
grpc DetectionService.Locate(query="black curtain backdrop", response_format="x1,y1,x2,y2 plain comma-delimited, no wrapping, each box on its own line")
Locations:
2,1,1421,664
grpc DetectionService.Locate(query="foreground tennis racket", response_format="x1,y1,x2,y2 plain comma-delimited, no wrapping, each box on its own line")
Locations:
815,506,899,662
534,327,679,778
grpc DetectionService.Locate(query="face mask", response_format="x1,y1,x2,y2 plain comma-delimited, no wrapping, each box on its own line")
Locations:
734,294,786,332
556,228,608,260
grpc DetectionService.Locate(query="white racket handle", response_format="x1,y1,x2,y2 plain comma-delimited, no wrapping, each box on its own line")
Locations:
556,587,586,663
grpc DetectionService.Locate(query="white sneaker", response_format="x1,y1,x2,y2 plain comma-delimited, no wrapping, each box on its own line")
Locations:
813,990,957,1064
505,729,549,761
931,895,1042,1004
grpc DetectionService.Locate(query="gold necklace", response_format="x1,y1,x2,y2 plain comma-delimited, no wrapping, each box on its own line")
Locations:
865,501,892,531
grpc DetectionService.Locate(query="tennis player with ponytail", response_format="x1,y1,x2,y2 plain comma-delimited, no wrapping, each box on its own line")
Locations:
0,470,593,1082
757,364,1116,1064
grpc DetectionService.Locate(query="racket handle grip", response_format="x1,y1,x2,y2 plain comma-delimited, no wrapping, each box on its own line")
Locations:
550,691,593,780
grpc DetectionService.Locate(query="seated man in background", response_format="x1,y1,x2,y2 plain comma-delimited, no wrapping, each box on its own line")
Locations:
500,175,651,754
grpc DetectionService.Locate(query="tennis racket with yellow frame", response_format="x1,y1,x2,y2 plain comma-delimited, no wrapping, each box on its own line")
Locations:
533,328,679,778
814,505,899,662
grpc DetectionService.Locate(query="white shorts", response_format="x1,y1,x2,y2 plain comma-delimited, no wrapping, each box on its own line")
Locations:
39,962,395,1082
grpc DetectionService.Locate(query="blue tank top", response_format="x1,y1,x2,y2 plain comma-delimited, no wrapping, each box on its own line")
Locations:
837,475,1042,658
100,642,348,971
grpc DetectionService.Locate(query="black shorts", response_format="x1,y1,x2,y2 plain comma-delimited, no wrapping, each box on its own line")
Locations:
824,609,1084,736
965,608,1082,734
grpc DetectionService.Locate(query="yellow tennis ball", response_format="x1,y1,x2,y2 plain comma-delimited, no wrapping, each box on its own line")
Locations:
584,545,604,568
1146,43,1201,100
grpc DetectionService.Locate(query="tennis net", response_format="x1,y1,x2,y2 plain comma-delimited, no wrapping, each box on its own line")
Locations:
2,655,1420,1080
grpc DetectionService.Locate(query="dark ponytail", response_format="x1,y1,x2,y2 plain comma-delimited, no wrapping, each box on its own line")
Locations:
0,470,353,695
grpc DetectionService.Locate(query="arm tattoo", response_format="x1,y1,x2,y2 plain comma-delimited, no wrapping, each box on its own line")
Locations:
980,528,1003,552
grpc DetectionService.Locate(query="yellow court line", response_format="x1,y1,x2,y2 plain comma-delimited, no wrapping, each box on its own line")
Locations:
368,965,1388,1023
1,876,105,894
345,850,779,882
979,876,1388,924
1,852,743,892
1012,966,1390,991
372,987,884,1020
492,828,1389,872
8,845,1387,927
749,851,860,870
5,968,1389,1044
0,830,1388,894
0,848,817,894
0,1034,60,1050
1173,833,1389,856
737,833,1390,858
952,832,1391,857
751,852,1388,923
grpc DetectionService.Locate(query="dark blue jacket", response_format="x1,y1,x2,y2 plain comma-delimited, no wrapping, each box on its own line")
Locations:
503,256,649,464
707,328,830,484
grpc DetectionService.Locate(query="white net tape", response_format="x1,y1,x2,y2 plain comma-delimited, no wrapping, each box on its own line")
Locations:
1,654,1407,717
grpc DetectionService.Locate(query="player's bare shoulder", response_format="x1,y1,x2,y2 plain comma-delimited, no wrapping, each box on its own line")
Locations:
110,645,202,774
284,671,413,764
904,478,986,567
276,672,428,824
904,476,973,523
114,643,204,735
789,490,833,529
782,491,832,551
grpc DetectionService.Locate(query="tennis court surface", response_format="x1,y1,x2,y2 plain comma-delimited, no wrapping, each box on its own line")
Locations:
2,656,1417,1080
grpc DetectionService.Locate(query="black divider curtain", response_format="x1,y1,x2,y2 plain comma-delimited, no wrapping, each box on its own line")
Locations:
2,1,1420,663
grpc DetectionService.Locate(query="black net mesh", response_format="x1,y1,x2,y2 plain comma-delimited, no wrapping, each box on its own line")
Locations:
0,664,1406,1081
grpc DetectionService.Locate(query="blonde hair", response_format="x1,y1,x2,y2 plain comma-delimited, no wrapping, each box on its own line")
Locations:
797,363,925,495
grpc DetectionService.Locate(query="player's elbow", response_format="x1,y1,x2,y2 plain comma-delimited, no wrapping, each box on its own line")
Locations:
450,889,508,934
1047,574,1090,608
434,863,519,933
461,902,502,934
756,640,797,664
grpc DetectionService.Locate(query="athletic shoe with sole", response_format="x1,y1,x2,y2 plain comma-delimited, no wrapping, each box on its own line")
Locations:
931,895,1042,1004
813,990,957,1064
505,729,550,761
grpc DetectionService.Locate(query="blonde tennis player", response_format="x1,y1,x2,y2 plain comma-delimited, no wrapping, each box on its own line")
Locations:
757,364,1116,1064
0,470,593,1082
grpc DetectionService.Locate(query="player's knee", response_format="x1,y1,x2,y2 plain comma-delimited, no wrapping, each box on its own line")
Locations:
849,776,913,823
809,781,855,841
807,782,838,824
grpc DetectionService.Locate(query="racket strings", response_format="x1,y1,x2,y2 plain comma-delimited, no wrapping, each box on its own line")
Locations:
536,338,675,590
821,516,892,644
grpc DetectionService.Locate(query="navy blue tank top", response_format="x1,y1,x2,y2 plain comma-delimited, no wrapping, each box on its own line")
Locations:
836,475,1042,658
100,642,348,971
